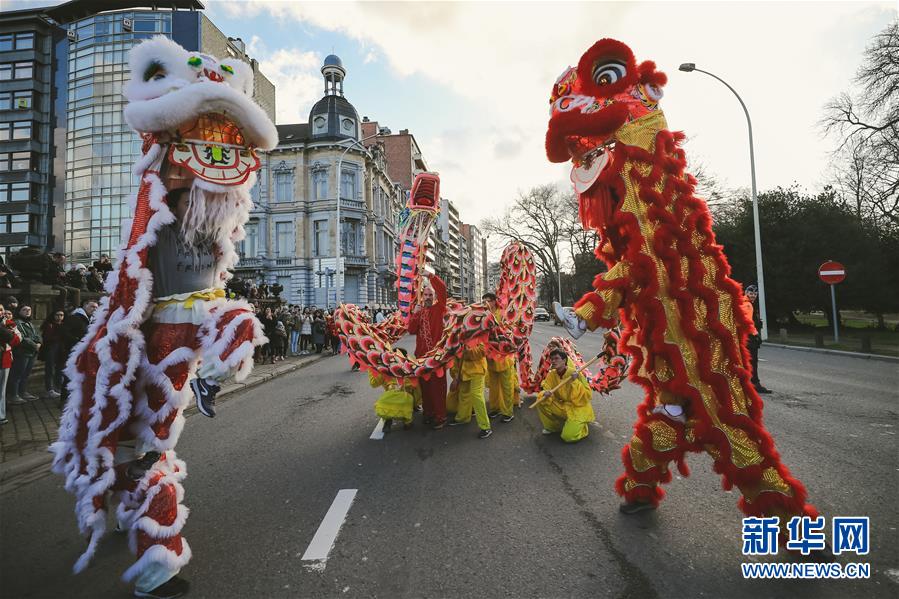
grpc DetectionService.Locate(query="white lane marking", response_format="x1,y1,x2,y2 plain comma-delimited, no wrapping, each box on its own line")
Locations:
302,489,358,567
370,418,385,440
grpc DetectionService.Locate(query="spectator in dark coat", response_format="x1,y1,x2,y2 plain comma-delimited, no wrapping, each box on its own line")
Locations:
39,309,66,398
93,254,113,280
7,305,41,402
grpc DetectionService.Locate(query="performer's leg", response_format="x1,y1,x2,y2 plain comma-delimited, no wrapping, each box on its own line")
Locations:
429,375,447,425
615,416,689,509
469,374,490,431
453,380,471,423
119,453,191,591
498,368,516,418
486,370,501,415
560,417,590,443
537,402,564,432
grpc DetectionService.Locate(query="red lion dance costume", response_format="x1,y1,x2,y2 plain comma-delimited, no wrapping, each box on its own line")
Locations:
50,36,277,590
546,39,816,525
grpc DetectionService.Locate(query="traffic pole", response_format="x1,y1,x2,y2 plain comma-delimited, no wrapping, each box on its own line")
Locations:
830,284,839,344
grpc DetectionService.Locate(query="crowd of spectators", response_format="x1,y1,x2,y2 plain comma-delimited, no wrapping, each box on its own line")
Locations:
247,303,399,364
0,296,99,425
0,251,402,425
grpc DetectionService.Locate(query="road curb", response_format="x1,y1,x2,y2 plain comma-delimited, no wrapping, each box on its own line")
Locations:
764,342,899,363
0,353,330,489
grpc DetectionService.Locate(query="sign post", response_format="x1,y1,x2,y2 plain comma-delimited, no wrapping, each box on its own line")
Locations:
818,261,846,344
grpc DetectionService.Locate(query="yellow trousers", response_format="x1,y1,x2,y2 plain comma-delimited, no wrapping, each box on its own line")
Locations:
453,374,490,430
537,401,590,443
487,368,516,417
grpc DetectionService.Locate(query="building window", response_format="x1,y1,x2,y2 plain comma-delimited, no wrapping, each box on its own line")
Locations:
0,62,34,81
313,116,327,133
243,221,258,257
341,220,361,256
340,170,356,200
273,169,293,203
0,90,33,111
275,221,293,257
0,152,32,172
1,213,32,234
0,182,30,202
0,121,33,142
0,33,34,52
312,170,328,199
313,220,328,257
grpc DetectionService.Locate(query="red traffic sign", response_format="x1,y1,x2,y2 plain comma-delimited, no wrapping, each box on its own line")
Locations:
818,261,846,285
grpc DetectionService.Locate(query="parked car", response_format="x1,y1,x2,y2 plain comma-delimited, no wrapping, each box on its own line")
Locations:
553,306,574,326
534,307,550,322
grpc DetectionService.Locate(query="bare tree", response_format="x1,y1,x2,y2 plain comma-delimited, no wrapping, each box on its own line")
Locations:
480,184,569,302
823,19,899,230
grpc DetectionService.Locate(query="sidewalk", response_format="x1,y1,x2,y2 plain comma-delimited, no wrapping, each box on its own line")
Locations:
0,351,329,478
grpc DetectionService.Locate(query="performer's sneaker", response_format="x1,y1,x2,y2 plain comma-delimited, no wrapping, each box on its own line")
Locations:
383,418,392,433
448,419,469,427
190,377,220,418
431,420,446,430
478,429,493,439
541,428,554,435
501,414,515,423
553,302,587,340
126,451,162,481
488,411,500,419
134,575,190,599
754,384,772,394
619,501,656,515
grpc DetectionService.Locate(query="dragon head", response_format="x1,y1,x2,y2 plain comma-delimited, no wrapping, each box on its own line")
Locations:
123,36,278,189
545,39,667,194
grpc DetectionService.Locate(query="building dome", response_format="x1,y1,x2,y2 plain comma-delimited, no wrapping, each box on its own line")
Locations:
310,55,359,140
323,54,343,68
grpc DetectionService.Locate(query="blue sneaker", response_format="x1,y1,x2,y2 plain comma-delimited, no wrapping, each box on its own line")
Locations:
190,377,220,418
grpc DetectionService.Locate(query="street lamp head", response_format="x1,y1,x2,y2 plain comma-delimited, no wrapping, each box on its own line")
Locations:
679,63,696,72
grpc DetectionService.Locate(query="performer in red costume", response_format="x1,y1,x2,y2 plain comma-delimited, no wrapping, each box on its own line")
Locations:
407,273,448,429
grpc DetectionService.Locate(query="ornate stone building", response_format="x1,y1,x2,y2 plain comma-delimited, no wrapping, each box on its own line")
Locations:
237,55,402,307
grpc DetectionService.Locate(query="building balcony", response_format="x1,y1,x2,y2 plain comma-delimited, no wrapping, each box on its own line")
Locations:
235,255,304,269
339,198,366,212
343,254,370,267
235,255,264,269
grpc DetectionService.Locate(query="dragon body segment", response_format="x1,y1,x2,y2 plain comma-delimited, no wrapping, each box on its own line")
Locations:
547,39,815,522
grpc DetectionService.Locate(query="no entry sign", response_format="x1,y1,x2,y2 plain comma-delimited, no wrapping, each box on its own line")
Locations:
818,261,846,285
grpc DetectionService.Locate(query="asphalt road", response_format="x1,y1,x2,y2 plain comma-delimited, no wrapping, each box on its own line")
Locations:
1,322,897,599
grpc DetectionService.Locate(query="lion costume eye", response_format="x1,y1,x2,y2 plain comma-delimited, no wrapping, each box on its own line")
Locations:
592,60,627,86
143,61,166,82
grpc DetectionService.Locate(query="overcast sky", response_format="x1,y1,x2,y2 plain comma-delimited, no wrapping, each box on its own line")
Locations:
10,1,897,232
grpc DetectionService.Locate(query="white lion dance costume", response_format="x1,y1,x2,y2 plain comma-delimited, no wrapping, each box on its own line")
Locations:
50,37,277,592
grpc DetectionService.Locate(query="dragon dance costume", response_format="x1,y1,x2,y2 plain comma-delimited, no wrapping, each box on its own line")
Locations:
50,36,277,591
546,39,816,524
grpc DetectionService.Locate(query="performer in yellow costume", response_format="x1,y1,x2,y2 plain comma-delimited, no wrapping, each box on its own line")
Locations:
535,349,595,443
370,349,420,432
447,342,492,439
482,292,518,423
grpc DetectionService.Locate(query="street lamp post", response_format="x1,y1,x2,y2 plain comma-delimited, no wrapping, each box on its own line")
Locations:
335,129,387,306
679,63,768,340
